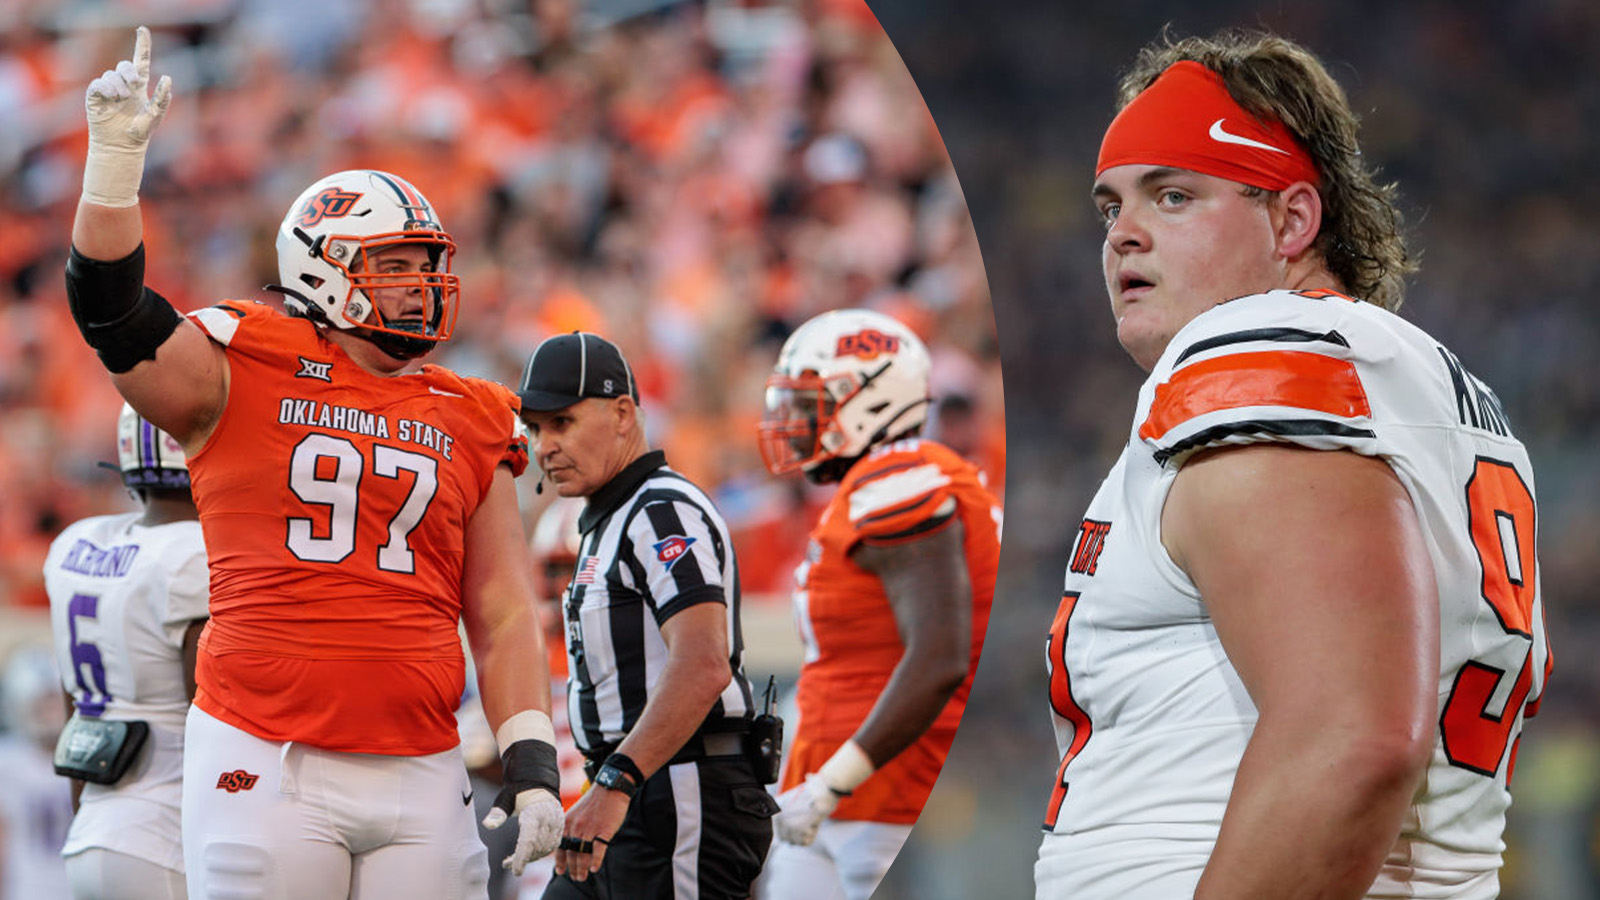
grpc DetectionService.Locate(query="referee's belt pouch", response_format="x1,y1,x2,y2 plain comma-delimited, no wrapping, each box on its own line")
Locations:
743,712,784,785
53,714,149,785
731,784,781,820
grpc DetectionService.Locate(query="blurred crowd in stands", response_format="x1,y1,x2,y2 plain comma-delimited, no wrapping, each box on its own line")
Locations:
872,1,1600,899
0,0,1002,612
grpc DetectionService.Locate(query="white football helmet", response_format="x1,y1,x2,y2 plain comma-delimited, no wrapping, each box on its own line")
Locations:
116,402,189,491
530,498,584,603
271,169,459,359
758,308,932,482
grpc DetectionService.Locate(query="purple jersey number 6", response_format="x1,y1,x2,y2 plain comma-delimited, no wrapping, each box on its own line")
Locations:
67,592,110,716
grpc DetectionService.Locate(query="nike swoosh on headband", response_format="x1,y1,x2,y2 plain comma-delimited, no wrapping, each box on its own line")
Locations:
1208,118,1290,155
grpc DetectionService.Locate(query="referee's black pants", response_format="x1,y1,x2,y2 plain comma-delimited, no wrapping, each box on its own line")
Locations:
543,755,778,900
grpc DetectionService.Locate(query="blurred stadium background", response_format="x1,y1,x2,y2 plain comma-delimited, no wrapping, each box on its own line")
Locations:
873,1,1600,899
0,0,999,896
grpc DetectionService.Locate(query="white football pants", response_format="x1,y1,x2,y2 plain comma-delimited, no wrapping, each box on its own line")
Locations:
757,819,913,900
181,706,488,900
67,848,188,900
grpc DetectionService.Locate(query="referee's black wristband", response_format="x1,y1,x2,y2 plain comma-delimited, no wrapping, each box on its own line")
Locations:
502,739,560,798
603,752,645,787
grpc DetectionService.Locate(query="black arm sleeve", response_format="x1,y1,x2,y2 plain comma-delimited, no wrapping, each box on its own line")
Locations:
65,243,182,374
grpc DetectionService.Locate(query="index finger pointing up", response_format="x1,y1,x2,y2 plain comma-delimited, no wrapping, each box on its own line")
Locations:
133,26,152,83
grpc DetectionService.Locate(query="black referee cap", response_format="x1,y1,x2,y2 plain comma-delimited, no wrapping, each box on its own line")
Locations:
518,332,639,412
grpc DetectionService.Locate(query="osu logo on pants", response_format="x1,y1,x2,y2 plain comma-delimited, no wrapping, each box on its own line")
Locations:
216,769,260,792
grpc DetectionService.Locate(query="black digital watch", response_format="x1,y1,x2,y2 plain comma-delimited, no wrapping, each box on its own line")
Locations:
593,763,639,798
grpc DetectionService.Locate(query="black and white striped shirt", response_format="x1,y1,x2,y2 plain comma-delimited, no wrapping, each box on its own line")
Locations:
563,450,754,753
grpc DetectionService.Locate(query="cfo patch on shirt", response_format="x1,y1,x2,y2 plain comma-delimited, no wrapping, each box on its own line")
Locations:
652,535,697,570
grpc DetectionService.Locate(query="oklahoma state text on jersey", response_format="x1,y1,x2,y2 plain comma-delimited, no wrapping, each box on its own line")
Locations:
186,301,528,755
1038,290,1551,899
783,439,1000,824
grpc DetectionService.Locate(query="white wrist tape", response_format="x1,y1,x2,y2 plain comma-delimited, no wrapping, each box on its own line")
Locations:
82,143,149,209
818,739,875,795
494,709,556,755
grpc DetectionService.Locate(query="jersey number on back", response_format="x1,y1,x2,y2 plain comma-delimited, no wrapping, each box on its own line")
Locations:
286,434,439,574
66,593,111,716
1439,456,1546,780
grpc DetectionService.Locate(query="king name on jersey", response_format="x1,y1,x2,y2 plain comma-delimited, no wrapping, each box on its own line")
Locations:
278,397,456,460
1437,345,1510,438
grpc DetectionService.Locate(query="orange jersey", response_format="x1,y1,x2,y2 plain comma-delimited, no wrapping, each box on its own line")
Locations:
782,439,1000,823
186,301,528,755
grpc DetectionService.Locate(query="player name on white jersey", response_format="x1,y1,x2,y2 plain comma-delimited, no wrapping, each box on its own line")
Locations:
1437,345,1510,436
60,539,141,578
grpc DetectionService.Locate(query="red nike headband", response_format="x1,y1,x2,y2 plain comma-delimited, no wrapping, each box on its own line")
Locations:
1097,60,1320,190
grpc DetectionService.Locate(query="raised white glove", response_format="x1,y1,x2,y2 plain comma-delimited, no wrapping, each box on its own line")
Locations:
483,787,564,875
83,26,172,207
774,772,841,846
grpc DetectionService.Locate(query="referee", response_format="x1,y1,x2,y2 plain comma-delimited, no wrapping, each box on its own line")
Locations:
517,332,777,900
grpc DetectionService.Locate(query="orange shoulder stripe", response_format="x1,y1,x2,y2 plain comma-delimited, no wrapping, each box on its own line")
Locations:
1139,350,1370,442
1292,288,1358,302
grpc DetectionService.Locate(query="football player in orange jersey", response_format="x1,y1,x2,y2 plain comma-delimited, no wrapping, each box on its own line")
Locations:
755,308,1001,900
64,28,563,900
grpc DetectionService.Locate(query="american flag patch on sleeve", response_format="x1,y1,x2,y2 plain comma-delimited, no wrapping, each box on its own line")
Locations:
575,557,600,585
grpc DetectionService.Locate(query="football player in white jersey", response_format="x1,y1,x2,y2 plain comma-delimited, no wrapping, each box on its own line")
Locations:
1036,29,1551,900
45,403,207,900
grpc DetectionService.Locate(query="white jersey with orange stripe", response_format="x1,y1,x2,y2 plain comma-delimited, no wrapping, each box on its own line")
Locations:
1036,290,1551,899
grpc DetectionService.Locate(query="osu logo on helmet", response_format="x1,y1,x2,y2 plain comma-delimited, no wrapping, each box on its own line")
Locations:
296,187,363,227
652,535,697,567
216,769,260,792
834,329,900,360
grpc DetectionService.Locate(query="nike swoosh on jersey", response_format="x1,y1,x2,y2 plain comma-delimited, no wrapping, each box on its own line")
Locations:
429,387,465,398
1208,118,1290,155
